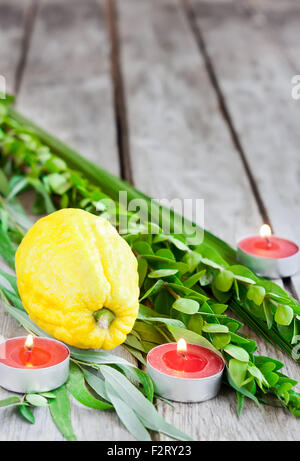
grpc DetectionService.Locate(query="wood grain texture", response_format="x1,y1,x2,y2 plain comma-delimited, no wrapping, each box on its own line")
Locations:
0,0,299,442
117,0,300,440
0,0,136,441
191,0,300,295
17,0,119,177
0,0,30,93
117,0,262,248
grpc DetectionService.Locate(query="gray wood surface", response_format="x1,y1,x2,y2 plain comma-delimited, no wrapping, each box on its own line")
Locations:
0,0,299,441
191,0,300,296
117,0,300,441
0,0,135,441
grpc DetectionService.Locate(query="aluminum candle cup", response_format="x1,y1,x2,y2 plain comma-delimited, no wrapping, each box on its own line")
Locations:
146,342,225,403
0,336,70,393
237,234,300,279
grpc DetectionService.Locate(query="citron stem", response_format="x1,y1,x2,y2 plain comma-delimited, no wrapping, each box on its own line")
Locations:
93,308,115,329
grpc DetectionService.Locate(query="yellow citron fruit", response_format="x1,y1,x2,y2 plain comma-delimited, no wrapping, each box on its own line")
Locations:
15,208,140,349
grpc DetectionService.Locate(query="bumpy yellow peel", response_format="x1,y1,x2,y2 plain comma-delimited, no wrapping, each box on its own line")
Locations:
15,209,139,349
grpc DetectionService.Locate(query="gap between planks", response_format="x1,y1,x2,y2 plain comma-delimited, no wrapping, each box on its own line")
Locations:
13,0,38,97
182,0,298,300
105,0,133,184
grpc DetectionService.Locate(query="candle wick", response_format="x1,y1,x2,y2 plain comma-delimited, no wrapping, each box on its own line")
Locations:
180,352,187,359
265,237,271,247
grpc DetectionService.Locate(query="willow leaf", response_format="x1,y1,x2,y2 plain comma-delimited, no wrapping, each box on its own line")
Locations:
49,386,77,441
100,365,192,441
67,362,113,410
105,382,151,441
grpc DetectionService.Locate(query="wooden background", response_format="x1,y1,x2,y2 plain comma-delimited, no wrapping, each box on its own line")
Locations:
0,0,300,441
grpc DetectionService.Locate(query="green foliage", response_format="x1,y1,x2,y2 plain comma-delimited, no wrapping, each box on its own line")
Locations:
275,304,294,326
214,270,234,292
1,100,300,434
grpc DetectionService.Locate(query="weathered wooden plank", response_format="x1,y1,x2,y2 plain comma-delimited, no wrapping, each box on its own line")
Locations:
117,0,262,249
0,0,30,94
191,0,300,297
0,0,136,441
118,0,300,441
260,1,300,296
17,0,119,176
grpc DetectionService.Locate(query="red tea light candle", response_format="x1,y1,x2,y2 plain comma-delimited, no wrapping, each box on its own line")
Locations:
237,225,300,279
146,339,224,402
0,335,70,393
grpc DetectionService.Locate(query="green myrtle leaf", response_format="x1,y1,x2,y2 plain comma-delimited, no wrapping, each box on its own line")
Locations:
183,251,202,272
156,248,175,260
139,280,164,301
212,333,231,350
275,304,294,326
167,283,208,302
211,303,228,314
254,356,283,372
26,394,48,407
201,258,224,270
214,270,234,292
199,269,214,286
257,362,276,374
229,359,248,387
262,299,273,329
278,383,294,395
187,313,204,335
49,385,77,441
44,156,67,173
148,269,178,278
202,323,229,333
19,405,35,424
247,286,266,306
227,370,260,408
44,173,71,195
154,234,190,252
264,372,279,387
183,270,206,288
133,241,154,255
224,344,249,362
211,284,232,303
137,258,148,288
172,298,199,315
233,275,256,285
248,366,269,388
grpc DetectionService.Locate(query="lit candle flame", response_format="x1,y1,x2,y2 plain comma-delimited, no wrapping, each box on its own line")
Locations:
259,224,272,239
25,334,34,351
177,338,187,354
